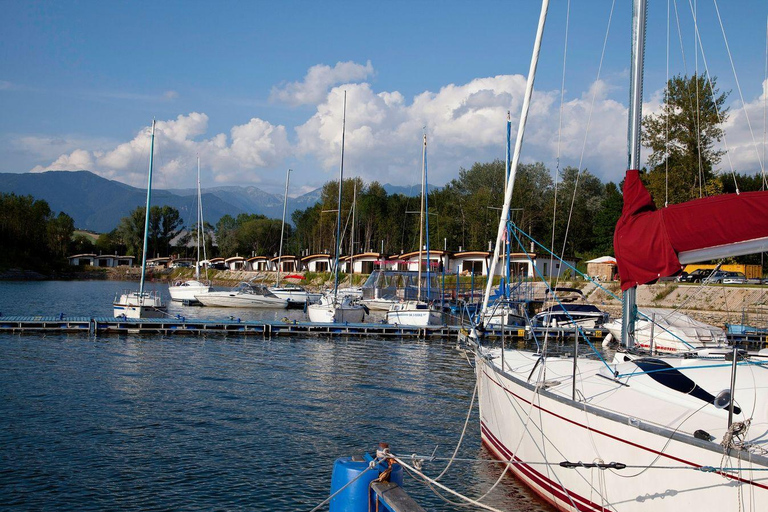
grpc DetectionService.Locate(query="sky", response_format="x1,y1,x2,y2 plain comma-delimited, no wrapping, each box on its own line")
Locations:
1,0,767,196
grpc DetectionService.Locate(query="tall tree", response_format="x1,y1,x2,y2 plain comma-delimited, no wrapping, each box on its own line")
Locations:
642,73,729,205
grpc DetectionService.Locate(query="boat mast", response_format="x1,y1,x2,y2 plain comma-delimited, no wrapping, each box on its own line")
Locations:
505,111,512,298
417,134,426,302
424,133,432,302
198,156,209,283
277,168,291,287
481,0,549,319
139,120,156,296
622,0,647,349
350,180,356,273
333,92,347,303
195,155,201,282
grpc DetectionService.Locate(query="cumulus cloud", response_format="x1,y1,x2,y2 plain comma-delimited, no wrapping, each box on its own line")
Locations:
270,60,375,106
27,64,766,193
294,74,631,187
32,113,290,187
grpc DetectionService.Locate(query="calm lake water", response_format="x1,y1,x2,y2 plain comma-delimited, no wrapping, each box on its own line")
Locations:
0,280,552,511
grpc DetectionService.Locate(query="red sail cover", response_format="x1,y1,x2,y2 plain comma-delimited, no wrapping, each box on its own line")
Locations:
614,170,768,290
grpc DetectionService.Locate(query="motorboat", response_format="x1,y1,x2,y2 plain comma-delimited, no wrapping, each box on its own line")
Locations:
269,283,322,307
169,278,210,303
530,302,609,329
195,281,288,308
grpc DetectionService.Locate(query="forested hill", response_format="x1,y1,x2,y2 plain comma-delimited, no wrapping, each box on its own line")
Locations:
0,171,324,232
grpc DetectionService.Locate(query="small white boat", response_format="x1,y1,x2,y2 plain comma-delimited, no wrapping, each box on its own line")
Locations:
530,302,609,329
169,278,210,303
307,293,366,323
113,290,166,319
305,93,368,324
604,308,727,353
386,300,442,326
196,281,288,308
113,120,167,319
269,284,322,306
385,134,442,327
169,157,210,302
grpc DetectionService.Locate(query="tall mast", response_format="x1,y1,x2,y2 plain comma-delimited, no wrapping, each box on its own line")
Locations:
350,180,357,271
622,0,647,349
505,111,512,298
333,92,347,302
139,120,156,296
417,134,426,301
481,0,549,319
198,156,208,283
424,133,432,302
277,168,291,287
195,155,201,281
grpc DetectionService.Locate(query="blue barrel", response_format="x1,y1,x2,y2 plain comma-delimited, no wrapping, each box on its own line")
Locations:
329,456,403,512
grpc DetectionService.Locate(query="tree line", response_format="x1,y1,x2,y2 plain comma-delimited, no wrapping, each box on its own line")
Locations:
0,193,75,270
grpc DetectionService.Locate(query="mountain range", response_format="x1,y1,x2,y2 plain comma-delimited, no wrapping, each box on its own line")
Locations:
0,170,424,233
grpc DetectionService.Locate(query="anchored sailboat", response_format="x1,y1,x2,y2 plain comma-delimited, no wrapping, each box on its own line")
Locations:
169,156,211,303
471,1,768,510
386,134,442,327
113,120,167,319
307,91,367,323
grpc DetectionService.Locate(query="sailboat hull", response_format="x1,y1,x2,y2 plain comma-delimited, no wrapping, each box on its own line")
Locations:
113,291,167,319
476,350,768,511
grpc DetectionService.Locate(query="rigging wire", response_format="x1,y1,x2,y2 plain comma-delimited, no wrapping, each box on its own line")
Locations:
556,0,615,274
712,0,767,184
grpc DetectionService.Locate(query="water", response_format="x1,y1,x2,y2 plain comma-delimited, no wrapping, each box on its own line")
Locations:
0,281,553,511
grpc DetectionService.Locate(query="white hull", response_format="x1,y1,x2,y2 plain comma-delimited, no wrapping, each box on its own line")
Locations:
385,301,442,326
269,286,322,305
168,280,210,302
605,309,727,353
113,291,166,319
195,292,287,308
476,348,768,511
307,294,366,323
361,298,399,311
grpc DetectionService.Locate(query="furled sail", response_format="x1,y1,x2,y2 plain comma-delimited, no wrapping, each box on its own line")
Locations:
614,170,768,290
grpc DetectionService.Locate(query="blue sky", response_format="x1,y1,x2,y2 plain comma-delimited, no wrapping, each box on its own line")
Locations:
2,0,767,195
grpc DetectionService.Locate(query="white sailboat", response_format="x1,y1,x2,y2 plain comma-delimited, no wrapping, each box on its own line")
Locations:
307,91,367,323
268,168,318,307
470,2,768,511
169,156,211,302
386,134,442,327
113,120,167,319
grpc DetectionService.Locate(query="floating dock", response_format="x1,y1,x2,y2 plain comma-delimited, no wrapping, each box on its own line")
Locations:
0,315,597,341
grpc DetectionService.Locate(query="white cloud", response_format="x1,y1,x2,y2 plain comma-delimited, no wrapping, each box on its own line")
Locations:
270,60,375,106
27,65,767,193
163,90,179,100
32,113,290,187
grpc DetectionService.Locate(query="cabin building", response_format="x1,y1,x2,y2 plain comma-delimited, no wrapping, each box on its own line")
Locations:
302,254,333,273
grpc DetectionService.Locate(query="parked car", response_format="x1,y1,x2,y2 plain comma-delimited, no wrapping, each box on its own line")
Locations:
703,270,729,283
678,269,714,283
170,261,191,268
722,272,747,284
209,262,228,270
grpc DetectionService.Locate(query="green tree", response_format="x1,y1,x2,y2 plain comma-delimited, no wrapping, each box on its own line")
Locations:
642,73,729,205
47,212,75,257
